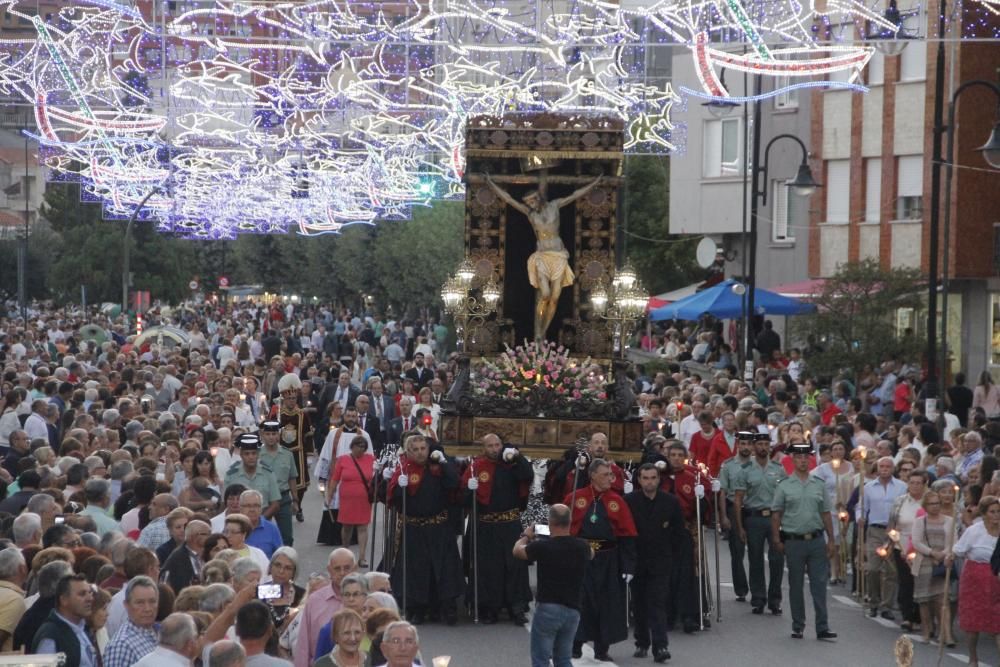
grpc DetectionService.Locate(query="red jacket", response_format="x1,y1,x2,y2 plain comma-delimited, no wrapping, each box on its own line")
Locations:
706,431,737,478
689,430,716,466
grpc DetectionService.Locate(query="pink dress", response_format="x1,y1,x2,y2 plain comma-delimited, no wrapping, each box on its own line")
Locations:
331,453,374,525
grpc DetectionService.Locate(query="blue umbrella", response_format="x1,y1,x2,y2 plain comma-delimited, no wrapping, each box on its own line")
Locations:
648,279,817,321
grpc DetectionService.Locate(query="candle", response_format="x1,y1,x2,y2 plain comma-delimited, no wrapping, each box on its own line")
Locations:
432,658,452,667
876,546,888,558
210,447,218,457
838,510,849,522
832,459,841,470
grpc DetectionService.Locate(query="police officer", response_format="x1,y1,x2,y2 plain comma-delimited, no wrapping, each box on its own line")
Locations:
259,420,299,546
770,442,837,640
734,432,787,615
224,433,281,521
718,430,753,602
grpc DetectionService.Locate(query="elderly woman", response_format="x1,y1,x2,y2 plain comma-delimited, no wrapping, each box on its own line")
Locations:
314,573,368,660
889,469,928,632
265,546,305,607
910,490,955,645
948,495,1000,666
312,608,366,667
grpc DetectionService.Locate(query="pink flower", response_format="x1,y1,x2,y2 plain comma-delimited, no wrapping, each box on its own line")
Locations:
572,390,582,399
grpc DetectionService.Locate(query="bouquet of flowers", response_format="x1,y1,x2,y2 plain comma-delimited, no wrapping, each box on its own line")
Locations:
472,340,607,402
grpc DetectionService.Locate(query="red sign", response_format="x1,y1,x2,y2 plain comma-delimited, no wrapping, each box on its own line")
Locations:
219,276,230,288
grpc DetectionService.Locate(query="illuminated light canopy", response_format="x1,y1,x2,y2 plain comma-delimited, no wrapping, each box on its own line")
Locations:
0,0,960,237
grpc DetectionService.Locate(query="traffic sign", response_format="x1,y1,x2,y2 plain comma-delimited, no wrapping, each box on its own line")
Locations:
219,276,230,288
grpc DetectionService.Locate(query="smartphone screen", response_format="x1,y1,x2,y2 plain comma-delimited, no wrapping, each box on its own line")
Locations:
54,516,65,525
534,524,550,537
257,583,282,600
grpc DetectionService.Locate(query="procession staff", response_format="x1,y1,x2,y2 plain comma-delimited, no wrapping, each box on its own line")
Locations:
770,443,837,641
658,441,706,633
566,458,637,662
461,433,534,626
625,463,684,664
734,432,788,615
557,433,626,496
386,435,464,625
719,430,753,603
274,373,313,521
258,420,299,546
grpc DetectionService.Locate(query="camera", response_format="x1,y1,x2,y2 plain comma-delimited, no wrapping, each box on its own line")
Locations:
256,583,282,600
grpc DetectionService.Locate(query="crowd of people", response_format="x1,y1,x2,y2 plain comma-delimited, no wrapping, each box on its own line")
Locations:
0,300,998,666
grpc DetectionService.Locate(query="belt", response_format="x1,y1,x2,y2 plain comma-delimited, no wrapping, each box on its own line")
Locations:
743,508,772,518
869,523,887,529
480,509,521,523
280,490,291,497
586,539,618,552
780,530,824,541
404,512,448,526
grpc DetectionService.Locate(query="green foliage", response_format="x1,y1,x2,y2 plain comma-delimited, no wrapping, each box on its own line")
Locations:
789,259,926,379
41,182,195,305
0,223,61,304
622,155,702,296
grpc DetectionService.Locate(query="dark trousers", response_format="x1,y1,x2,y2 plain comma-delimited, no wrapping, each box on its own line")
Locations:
632,571,669,651
893,549,919,623
746,514,784,608
727,503,748,597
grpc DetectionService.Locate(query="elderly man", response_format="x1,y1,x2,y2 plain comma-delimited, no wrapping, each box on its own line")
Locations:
556,432,626,497
294,548,356,667
134,613,199,667
0,548,27,651
2,431,31,479
14,560,73,651
104,576,160,667
80,479,120,537
156,507,195,564
26,493,58,531
957,431,985,483
105,548,160,638
162,519,211,593
380,621,422,667
12,512,41,548
857,456,907,620
136,493,180,549
209,640,247,667
31,574,96,666
241,489,283,559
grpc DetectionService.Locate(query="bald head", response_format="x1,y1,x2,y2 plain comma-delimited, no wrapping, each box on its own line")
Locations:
150,493,179,519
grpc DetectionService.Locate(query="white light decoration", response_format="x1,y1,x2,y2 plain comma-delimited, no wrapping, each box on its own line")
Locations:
0,0,934,236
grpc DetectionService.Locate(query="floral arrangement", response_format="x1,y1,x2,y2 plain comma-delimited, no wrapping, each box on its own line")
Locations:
472,340,607,402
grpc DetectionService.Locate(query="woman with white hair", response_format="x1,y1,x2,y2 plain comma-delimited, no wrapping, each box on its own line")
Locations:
264,546,305,607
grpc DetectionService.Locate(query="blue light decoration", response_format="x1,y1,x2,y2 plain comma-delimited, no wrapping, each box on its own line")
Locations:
0,0,990,237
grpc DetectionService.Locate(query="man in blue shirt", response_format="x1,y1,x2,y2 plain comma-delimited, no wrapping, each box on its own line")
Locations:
856,456,907,619
242,489,283,558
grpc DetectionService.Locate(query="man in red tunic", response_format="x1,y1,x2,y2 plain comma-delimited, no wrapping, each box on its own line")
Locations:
557,432,626,497
706,411,738,477
565,458,637,661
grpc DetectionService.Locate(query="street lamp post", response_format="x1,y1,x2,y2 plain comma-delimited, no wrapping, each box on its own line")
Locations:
939,79,1000,384
589,261,648,358
746,130,820,376
122,187,160,316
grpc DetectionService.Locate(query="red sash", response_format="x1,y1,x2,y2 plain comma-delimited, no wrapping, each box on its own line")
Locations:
462,455,530,506
564,485,637,537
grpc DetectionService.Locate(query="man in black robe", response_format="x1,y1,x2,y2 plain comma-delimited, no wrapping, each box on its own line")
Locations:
387,434,464,625
566,458,637,662
626,462,685,663
462,433,533,625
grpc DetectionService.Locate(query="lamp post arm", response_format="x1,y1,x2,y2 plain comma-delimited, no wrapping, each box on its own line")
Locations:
122,187,160,314
758,134,810,206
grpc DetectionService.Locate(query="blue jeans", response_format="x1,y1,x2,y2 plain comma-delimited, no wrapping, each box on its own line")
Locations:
531,602,580,667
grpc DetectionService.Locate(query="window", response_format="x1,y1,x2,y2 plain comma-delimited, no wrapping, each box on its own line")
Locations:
865,158,882,223
771,180,795,242
825,159,850,223
774,75,798,110
900,42,926,81
896,155,923,220
867,52,884,86
703,118,742,178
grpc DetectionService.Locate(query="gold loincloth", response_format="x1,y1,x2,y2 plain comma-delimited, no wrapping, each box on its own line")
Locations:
528,250,574,289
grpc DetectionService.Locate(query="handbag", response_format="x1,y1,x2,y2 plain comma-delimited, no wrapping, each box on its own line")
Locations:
350,455,376,504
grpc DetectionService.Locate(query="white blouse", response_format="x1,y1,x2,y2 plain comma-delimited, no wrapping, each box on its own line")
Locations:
951,521,999,563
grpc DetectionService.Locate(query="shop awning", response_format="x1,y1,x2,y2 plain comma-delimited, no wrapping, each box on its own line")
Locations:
770,278,827,300
646,282,702,311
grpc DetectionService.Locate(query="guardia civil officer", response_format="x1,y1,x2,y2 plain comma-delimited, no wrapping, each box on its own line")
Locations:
770,442,837,640
734,432,787,615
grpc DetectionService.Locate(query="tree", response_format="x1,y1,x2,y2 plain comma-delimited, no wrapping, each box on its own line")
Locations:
789,259,925,380
621,155,702,295
0,222,61,304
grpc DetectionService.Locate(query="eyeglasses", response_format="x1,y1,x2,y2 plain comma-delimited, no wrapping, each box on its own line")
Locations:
385,637,417,646
342,591,365,598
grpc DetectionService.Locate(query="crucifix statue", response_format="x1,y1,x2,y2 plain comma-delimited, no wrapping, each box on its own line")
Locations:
484,171,603,343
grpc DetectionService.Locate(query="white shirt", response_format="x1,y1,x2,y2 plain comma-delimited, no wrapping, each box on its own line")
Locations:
134,645,191,667
952,521,998,563
105,588,127,640
214,447,234,481
679,414,700,447
24,412,48,442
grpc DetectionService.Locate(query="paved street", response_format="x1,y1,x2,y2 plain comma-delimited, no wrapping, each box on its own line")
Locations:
293,490,998,667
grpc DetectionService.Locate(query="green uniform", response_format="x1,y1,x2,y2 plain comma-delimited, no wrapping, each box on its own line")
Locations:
719,456,751,600
771,474,833,635
259,445,299,547
224,462,281,507
735,459,787,609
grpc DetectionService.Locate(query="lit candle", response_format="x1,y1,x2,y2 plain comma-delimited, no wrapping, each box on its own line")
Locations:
318,480,327,494
906,552,916,563
210,446,218,457
838,510,849,522
876,546,888,558
888,529,900,542
832,459,841,470
432,658,452,667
